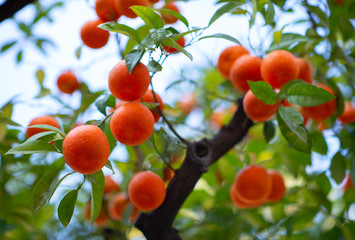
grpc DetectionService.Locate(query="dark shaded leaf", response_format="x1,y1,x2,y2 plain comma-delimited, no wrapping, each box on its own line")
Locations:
330,151,346,184
58,190,78,227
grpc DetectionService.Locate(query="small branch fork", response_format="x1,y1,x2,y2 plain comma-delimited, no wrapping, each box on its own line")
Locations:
135,98,253,240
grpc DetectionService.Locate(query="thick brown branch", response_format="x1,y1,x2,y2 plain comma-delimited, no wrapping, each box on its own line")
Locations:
0,0,35,23
135,98,253,240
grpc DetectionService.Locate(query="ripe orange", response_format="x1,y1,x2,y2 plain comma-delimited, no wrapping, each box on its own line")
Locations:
338,101,355,124
148,0,159,3
110,102,155,146
233,165,272,204
266,170,286,203
130,206,140,222
230,183,264,209
217,45,249,80
63,125,110,174
104,176,120,194
108,192,130,221
95,0,120,22
177,93,197,115
301,83,336,121
341,172,354,191
108,60,150,101
115,0,148,18
161,2,180,24
139,89,164,122
80,19,110,49
128,171,166,211
243,90,279,122
261,50,300,88
229,55,263,92
84,201,109,227
295,57,313,84
57,70,80,94
163,36,185,54
26,115,61,139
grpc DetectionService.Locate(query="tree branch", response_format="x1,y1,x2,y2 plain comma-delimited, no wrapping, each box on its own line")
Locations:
135,98,253,240
0,0,35,23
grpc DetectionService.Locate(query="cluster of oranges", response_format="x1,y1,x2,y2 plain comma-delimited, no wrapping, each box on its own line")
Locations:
230,165,285,209
217,45,355,126
80,0,182,50
84,172,166,227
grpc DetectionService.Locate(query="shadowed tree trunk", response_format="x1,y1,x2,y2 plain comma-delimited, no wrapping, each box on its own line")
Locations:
0,0,35,23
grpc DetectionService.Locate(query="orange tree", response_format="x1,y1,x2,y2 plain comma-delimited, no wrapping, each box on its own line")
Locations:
1,0,355,239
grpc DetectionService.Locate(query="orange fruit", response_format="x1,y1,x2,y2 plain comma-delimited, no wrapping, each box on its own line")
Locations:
217,45,249,80
266,170,286,203
243,89,279,122
84,201,109,227
229,55,263,92
95,0,120,22
26,115,61,139
139,89,164,122
104,176,120,194
261,50,300,88
115,0,148,18
230,183,264,209
295,57,313,84
110,102,155,146
161,2,180,24
301,83,336,121
163,36,185,54
63,125,110,174
57,70,80,94
341,172,354,191
130,206,140,222
108,60,150,101
233,165,272,204
338,101,355,124
177,93,197,115
81,19,109,49
108,192,130,221
148,0,159,3
128,171,166,211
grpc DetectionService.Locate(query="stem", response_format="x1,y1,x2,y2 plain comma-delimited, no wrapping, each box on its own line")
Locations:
96,111,114,128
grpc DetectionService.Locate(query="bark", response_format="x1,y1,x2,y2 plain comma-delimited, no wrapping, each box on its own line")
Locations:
0,0,35,23
135,98,253,240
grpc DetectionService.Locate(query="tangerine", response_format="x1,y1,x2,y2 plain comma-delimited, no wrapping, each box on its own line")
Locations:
266,170,286,203
108,192,130,221
217,45,249,80
26,115,61,139
80,19,110,49
243,90,279,122
95,0,120,22
115,0,148,18
161,2,180,24
338,101,355,124
139,89,164,122
57,70,80,94
295,57,313,84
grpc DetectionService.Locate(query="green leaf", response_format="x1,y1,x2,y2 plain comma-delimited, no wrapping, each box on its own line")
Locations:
283,83,336,107
276,107,311,153
1,41,17,53
36,68,45,85
269,33,309,51
330,152,346,184
58,190,78,227
278,79,305,99
162,37,193,61
125,49,145,74
263,121,275,143
155,8,189,27
141,102,160,110
99,22,141,43
6,140,58,155
172,28,203,41
75,46,81,59
16,50,23,63
351,158,355,187
105,160,115,174
0,116,21,126
150,28,166,44
29,124,66,138
265,1,275,25
248,81,278,105
310,131,328,155
89,170,105,224
250,0,257,28
95,94,116,116
47,172,75,206
131,5,164,29
32,166,63,214
105,121,116,153
209,2,244,26
147,60,162,73
199,33,241,45
25,131,62,143
326,79,344,116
